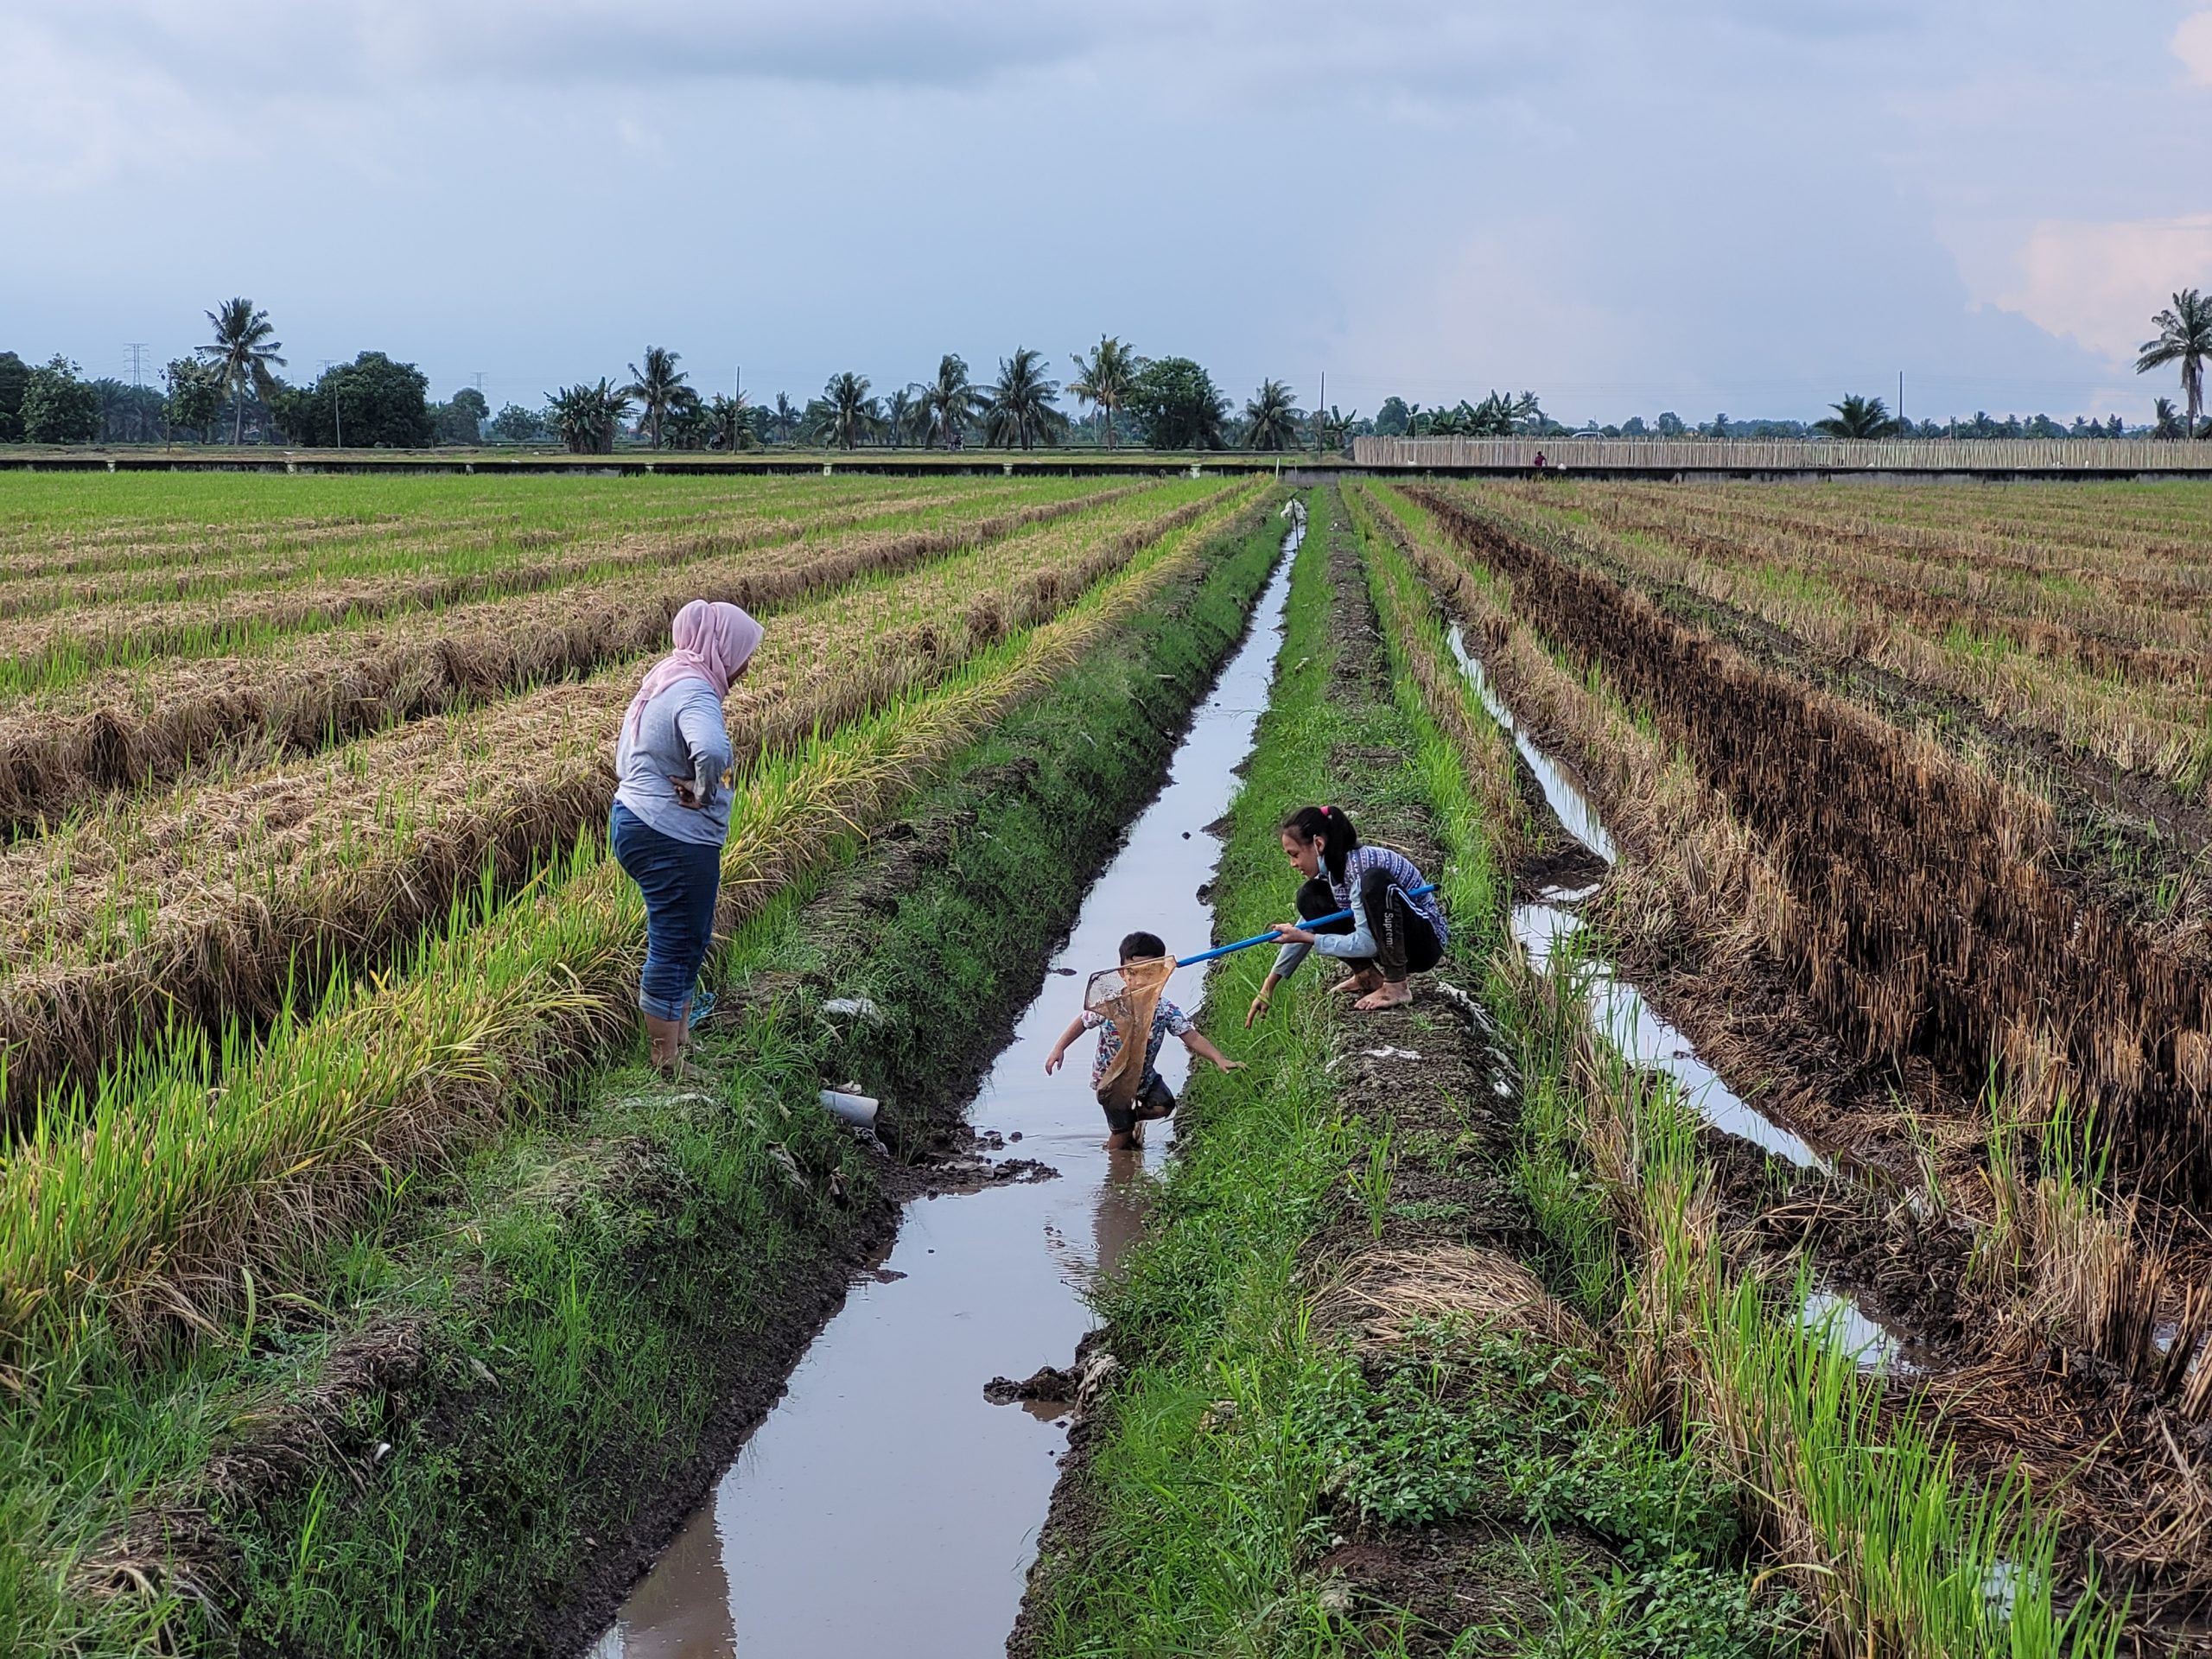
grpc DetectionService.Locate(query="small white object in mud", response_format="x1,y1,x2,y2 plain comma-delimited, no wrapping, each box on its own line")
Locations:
373,1442,391,1464
823,996,884,1021
1361,1046,1423,1063
1074,1348,1121,1414
819,1089,880,1128
767,1144,806,1191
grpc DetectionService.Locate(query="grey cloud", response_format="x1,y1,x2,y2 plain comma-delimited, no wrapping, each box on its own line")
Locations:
61,0,1100,92
388,1,1100,88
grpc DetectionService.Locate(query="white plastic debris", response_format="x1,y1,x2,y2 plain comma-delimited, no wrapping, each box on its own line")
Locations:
819,1089,880,1128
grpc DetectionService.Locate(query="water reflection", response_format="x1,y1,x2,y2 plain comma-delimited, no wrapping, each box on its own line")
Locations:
585,521,1302,1658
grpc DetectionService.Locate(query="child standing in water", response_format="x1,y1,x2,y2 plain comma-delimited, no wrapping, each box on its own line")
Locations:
1045,931,1243,1149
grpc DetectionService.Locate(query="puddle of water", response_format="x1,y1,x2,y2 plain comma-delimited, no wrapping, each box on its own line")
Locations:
1511,896,1830,1173
587,513,1304,1659
1446,625,1617,864
1801,1288,1912,1374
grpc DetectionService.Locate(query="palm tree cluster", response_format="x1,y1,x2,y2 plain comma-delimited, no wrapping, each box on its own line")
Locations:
547,380,633,454
1405,391,1543,438
785,348,1071,451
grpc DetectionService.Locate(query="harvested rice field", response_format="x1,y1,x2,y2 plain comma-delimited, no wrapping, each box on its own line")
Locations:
4,470,2209,1658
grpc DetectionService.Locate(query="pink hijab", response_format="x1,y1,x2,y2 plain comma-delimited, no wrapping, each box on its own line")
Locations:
624,599,764,741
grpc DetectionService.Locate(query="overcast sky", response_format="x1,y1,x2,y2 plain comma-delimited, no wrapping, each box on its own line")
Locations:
7,1,2209,425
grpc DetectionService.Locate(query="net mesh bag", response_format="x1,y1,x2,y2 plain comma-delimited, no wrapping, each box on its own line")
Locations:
1083,954,1178,1112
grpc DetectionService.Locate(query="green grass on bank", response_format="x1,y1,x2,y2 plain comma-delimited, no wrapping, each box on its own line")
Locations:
0,499,1287,1656
1022,486,1788,1659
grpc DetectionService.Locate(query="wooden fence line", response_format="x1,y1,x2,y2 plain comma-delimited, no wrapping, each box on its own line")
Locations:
1350,436,2212,473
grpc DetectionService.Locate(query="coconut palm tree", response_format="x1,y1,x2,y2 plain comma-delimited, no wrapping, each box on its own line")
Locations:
767,392,799,444
823,372,873,451
1814,394,1901,439
883,387,915,449
1308,405,1359,451
1068,335,1142,449
982,347,1059,450
1243,379,1300,451
2153,397,2188,440
2137,289,2211,437
919,353,982,448
196,297,286,446
661,387,709,450
626,346,688,448
897,385,935,446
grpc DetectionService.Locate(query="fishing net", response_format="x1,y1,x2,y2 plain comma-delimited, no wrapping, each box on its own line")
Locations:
1084,954,1177,1113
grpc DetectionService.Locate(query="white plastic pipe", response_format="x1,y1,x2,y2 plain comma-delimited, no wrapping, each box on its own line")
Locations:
819,1089,880,1128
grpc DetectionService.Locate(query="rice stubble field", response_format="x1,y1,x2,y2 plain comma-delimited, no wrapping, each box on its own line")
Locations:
5,468,2212,1656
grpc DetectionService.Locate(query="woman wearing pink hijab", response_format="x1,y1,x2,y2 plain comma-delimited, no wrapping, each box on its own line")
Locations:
611,598,765,1071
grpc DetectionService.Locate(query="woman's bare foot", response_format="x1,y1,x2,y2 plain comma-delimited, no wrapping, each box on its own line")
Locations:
1331,969,1382,998
1354,980,1414,1012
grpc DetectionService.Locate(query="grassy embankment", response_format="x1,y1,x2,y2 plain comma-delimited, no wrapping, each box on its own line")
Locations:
1018,485,1791,1658
1020,482,2125,1658
0,486,1280,1656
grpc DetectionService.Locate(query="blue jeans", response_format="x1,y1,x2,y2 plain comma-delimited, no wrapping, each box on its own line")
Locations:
610,801,721,1021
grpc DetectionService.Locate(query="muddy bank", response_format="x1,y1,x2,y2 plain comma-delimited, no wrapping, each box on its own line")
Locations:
161,499,1289,1657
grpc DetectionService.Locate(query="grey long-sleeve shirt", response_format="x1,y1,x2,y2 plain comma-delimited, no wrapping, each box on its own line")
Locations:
613,678,734,846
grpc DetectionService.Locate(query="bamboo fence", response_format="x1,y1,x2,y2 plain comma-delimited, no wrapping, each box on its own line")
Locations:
1350,436,2212,473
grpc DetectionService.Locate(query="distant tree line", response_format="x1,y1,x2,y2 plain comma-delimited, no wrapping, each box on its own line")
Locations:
8,285,2206,449
540,340,1350,456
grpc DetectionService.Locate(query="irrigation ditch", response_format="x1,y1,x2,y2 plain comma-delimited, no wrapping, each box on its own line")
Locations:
0,488,1291,1655
212,496,1290,1656
586,504,1305,1657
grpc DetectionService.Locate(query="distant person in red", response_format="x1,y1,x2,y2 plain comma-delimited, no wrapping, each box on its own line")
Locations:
1531,450,1548,469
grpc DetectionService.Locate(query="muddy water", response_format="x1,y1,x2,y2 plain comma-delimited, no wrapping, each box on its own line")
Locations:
1446,622,1916,1367
585,514,1303,1658
1446,626,1616,864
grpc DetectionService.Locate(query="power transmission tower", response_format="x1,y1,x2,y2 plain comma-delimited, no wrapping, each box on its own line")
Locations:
124,345,152,442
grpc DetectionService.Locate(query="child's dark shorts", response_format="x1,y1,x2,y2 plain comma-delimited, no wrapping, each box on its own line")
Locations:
1098,1072,1176,1135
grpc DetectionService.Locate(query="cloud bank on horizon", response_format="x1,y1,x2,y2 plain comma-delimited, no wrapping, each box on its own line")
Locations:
4,0,2208,425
